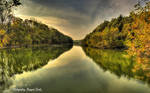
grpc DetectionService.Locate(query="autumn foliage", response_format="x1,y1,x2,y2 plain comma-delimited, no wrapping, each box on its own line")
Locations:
82,0,150,64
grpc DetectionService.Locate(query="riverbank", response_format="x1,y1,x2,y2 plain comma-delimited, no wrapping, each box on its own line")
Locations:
81,44,128,51
0,43,73,50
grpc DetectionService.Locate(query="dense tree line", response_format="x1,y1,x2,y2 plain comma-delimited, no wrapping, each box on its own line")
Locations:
0,17,73,47
83,0,150,49
82,15,132,49
126,0,150,63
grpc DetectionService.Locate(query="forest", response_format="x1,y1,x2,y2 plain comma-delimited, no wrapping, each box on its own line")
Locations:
83,0,150,48
0,18,73,48
82,0,150,63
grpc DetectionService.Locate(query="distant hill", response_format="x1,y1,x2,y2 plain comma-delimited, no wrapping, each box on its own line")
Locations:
73,40,82,45
0,17,73,48
82,15,130,49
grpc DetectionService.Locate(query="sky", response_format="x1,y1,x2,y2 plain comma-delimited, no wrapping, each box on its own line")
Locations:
14,0,138,40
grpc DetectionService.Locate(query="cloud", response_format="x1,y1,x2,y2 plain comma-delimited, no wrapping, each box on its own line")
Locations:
15,0,138,39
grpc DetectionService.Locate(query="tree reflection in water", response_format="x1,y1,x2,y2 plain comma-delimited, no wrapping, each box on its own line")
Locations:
82,47,150,86
0,45,72,91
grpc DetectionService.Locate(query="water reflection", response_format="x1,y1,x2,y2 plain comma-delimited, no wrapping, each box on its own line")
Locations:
82,47,150,85
0,45,72,92
3,46,150,93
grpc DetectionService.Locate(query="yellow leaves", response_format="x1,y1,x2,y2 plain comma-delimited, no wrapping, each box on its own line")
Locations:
0,29,6,35
127,12,150,64
0,29,10,47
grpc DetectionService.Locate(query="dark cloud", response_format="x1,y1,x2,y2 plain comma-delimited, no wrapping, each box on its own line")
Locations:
31,0,108,14
15,0,138,39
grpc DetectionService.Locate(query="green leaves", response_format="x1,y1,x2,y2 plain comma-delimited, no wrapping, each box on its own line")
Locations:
0,17,73,47
13,0,21,6
83,14,129,49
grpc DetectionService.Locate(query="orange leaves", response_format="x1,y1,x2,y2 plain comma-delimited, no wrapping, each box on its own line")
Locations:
127,10,150,64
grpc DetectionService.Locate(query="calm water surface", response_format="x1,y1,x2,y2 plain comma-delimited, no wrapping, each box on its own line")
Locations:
1,45,150,93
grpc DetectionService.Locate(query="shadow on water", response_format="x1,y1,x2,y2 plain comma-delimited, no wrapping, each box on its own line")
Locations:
82,47,150,86
0,45,72,92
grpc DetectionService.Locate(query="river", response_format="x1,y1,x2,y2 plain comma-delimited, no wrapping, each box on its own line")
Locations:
0,45,150,93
